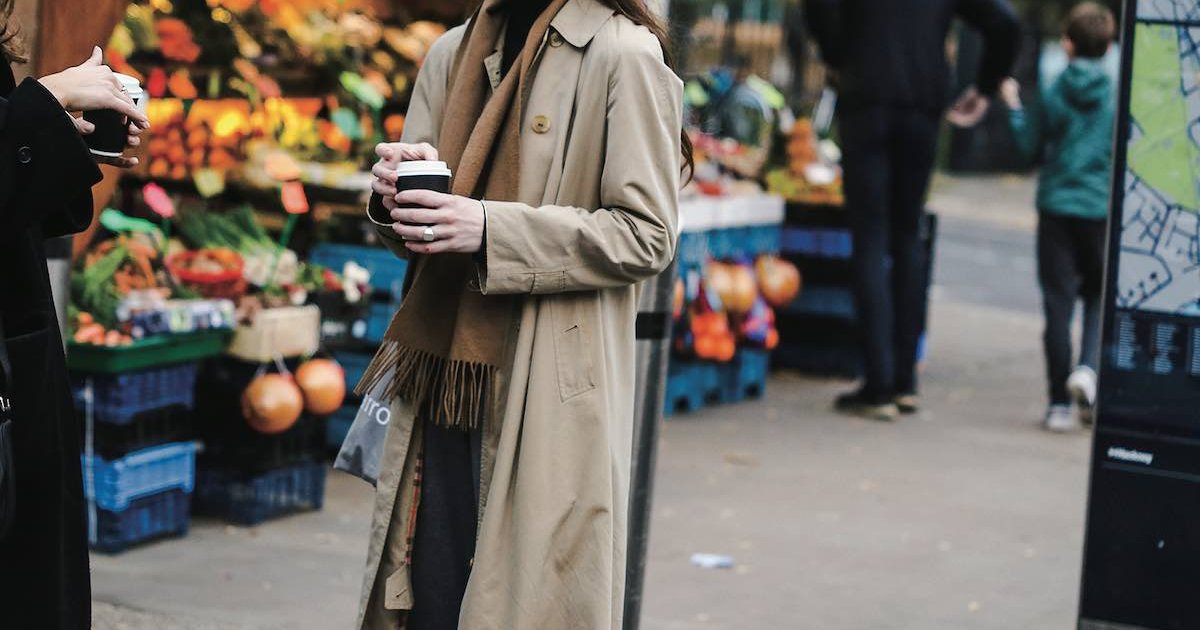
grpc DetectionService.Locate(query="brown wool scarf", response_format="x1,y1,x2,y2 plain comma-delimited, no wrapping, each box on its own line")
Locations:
356,0,569,429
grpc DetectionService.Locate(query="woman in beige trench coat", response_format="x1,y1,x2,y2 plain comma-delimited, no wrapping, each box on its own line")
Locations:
356,0,685,628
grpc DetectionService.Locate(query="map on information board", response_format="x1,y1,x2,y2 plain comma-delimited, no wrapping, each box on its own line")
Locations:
1116,13,1200,315
1138,0,1200,21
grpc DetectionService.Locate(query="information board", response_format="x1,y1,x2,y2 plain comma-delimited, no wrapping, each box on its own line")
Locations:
1080,2,1200,628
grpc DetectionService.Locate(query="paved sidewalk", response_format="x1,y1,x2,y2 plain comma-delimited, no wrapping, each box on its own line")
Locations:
94,174,1091,629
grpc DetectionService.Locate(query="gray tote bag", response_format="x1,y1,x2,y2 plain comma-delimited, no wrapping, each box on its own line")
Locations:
333,367,394,486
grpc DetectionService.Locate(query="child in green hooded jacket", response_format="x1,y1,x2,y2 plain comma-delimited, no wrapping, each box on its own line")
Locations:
1001,1,1116,433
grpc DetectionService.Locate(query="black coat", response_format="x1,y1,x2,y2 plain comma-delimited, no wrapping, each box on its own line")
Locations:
805,0,1020,113
0,63,102,628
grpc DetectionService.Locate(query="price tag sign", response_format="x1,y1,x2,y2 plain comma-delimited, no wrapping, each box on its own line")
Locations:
142,182,175,218
281,180,309,215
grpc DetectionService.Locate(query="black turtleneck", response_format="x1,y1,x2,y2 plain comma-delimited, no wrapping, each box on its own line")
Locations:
501,0,552,76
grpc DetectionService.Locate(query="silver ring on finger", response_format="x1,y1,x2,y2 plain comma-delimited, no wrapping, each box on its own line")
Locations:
422,226,436,242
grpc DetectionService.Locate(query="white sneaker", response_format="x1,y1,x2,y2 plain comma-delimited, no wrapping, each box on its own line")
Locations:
1067,366,1097,426
1044,404,1080,433
1067,366,1097,406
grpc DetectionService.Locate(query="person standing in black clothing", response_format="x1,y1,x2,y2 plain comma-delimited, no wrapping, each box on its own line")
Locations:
0,24,148,629
806,0,1020,420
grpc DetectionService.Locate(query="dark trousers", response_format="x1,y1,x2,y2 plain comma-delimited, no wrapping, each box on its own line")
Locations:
1037,213,1106,405
406,422,482,630
839,106,940,402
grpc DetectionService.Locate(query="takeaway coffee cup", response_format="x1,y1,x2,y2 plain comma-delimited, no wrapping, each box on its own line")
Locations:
83,73,146,157
367,160,453,226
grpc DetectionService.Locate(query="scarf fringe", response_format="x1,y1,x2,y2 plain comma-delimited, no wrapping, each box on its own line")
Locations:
356,340,494,430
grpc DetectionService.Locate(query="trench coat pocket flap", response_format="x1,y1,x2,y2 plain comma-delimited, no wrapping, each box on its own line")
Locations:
384,568,414,610
552,300,597,402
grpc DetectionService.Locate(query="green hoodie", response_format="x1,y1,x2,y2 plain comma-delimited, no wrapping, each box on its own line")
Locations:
1008,58,1115,220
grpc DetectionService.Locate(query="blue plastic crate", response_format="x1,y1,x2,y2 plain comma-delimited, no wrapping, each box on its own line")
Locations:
782,227,853,259
664,359,725,416
82,442,197,511
310,243,409,297
73,362,200,425
334,350,375,393
786,285,858,320
365,300,399,344
746,224,783,257
707,227,739,261
90,489,190,553
724,349,769,402
677,230,709,270
326,404,357,450
665,361,704,415
195,462,327,525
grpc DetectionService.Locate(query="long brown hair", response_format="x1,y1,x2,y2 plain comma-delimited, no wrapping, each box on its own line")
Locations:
0,0,26,64
597,0,695,179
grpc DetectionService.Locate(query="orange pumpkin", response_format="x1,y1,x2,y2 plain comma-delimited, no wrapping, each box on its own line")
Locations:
294,359,346,415
726,264,758,315
241,374,304,434
756,256,802,307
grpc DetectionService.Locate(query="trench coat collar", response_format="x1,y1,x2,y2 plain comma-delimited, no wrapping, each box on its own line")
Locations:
485,0,615,49
551,0,616,48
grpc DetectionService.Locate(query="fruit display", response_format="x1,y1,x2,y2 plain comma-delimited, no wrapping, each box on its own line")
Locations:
674,254,791,362
143,100,249,180
71,235,169,329
765,117,845,206
110,0,447,179
71,311,135,347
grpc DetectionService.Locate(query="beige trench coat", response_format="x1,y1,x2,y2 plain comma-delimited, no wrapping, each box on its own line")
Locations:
357,1,683,628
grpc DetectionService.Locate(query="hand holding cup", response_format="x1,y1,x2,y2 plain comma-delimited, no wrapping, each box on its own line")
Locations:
370,142,440,213
38,47,149,129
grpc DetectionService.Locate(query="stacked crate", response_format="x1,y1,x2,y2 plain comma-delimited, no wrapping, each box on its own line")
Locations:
773,203,936,376
665,194,783,415
191,357,329,525
309,243,410,451
74,361,201,553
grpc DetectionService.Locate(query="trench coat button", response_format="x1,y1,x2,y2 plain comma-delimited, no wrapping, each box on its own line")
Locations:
16,146,31,164
549,31,564,47
531,115,551,134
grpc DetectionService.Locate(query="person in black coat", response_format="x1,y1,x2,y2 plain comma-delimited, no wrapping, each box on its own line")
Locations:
0,23,149,628
805,0,1020,420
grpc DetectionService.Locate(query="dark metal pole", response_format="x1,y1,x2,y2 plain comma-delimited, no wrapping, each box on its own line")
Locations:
624,257,678,630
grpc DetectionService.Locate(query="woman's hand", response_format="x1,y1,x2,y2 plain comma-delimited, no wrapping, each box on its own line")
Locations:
390,190,485,255
73,119,146,168
37,47,150,130
371,142,439,213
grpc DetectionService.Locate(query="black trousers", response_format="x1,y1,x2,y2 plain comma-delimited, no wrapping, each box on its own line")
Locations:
406,422,482,630
839,106,939,402
1037,213,1106,405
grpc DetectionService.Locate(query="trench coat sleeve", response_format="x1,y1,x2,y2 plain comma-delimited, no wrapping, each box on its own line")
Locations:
0,78,101,239
372,27,464,260
477,35,682,295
